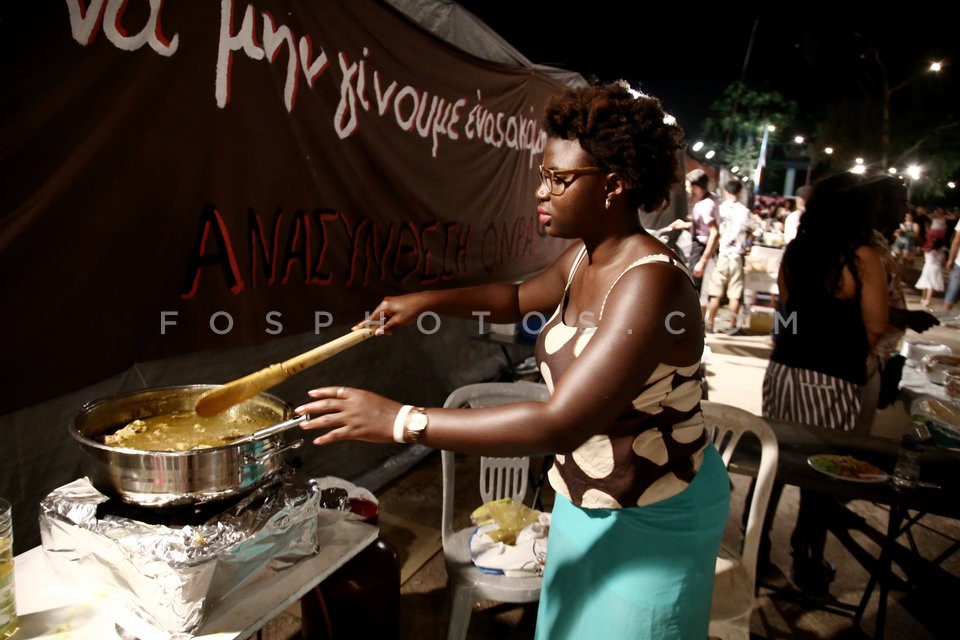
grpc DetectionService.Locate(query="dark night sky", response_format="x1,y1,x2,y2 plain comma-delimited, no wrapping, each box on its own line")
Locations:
454,6,959,145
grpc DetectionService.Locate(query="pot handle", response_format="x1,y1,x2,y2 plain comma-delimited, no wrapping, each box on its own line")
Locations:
245,439,304,464
230,415,308,445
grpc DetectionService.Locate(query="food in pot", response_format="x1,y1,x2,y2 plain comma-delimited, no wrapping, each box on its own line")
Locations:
70,385,297,508
102,411,275,451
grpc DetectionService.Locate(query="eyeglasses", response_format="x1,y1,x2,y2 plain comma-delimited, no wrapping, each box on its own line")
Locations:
538,164,605,196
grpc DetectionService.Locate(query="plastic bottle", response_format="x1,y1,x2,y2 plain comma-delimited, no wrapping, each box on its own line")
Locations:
892,434,923,488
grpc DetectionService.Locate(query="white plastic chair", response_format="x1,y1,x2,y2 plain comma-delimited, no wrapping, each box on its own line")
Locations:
701,400,780,640
440,381,550,640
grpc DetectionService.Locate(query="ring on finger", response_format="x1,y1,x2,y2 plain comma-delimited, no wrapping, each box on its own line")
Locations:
336,386,345,399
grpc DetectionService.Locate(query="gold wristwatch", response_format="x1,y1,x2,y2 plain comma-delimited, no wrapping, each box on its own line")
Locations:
403,407,428,444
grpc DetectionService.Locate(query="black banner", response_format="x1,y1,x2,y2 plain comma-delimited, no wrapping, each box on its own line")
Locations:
0,0,571,412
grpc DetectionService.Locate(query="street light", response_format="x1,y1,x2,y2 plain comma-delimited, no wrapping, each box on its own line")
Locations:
905,164,922,203
790,135,813,186
879,59,943,167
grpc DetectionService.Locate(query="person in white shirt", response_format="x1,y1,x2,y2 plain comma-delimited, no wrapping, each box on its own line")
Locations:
670,169,718,307
704,180,753,332
783,184,811,244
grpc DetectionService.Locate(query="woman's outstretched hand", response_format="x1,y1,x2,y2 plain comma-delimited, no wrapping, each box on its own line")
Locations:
295,386,402,446
352,293,430,335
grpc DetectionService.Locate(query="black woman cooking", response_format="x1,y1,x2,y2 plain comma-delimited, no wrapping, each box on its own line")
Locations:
295,83,729,639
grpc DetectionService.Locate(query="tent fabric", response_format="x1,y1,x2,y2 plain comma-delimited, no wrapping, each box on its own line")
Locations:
385,0,586,88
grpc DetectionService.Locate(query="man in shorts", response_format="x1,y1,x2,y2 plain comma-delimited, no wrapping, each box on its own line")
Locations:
704,180,753,333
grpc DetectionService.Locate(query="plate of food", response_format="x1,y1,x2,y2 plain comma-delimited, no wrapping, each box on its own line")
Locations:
807,454,889,483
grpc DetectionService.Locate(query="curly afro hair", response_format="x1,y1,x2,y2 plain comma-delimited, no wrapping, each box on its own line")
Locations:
541,83,685,212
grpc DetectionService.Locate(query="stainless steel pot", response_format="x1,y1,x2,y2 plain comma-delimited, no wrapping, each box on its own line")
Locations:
69,385,303,508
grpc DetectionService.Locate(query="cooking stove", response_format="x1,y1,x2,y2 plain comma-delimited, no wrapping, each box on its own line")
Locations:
38,474,322,634
94,491,248,527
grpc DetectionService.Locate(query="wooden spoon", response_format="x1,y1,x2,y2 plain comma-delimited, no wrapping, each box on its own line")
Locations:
194,327,376,417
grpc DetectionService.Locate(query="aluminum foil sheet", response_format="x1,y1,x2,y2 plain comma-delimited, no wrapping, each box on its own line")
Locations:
38,473,322,634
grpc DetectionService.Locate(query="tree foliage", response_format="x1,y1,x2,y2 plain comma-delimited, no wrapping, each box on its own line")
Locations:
697,77,960,205
700,83,799,191
678,17,960,206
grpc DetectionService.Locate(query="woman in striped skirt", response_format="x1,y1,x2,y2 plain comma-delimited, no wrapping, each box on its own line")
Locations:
762,172,896,593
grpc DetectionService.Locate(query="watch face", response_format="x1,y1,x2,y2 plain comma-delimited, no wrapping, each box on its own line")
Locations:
405,408,428,443
409,411,428,431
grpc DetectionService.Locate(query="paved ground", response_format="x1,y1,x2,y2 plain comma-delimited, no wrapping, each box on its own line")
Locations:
259,286,960,640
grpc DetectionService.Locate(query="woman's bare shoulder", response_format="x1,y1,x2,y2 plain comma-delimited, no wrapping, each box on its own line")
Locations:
855,243,885,271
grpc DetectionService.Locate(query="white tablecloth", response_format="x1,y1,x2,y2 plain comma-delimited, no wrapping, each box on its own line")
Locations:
900,363,946,402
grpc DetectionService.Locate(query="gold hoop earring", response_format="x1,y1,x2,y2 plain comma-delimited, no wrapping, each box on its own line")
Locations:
604,196,612,210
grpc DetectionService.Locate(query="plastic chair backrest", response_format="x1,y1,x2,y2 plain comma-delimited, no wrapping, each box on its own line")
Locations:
479,457,528,505
440,381,550,547
701,400,780,591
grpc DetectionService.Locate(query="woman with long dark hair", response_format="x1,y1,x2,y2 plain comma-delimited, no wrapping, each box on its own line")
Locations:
763,171,892,591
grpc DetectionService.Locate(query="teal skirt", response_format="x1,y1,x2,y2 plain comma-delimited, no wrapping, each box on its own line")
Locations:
535,444,730,640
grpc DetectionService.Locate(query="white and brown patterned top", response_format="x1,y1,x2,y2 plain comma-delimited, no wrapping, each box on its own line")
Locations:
535,247,708,509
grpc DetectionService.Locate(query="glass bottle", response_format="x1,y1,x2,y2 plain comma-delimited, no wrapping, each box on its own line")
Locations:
0,497,17,639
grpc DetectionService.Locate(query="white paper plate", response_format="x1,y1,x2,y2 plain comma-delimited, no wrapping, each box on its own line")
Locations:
901,340,951,361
